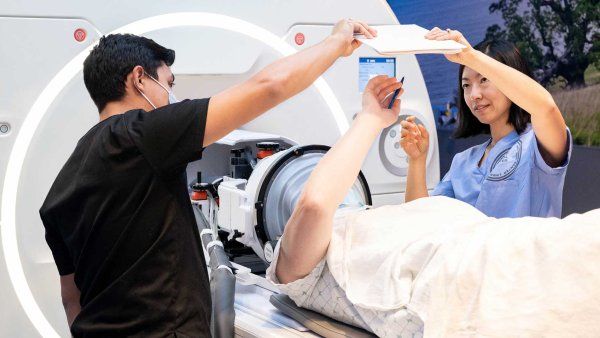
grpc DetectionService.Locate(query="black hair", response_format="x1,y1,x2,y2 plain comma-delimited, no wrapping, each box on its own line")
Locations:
453,40,532,138
83,34,175,112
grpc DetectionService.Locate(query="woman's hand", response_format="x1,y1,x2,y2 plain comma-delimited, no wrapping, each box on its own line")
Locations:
425,27,474,65
360,75,403,129
400,116,429,161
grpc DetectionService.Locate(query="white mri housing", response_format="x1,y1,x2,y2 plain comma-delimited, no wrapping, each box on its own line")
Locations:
0,1,439,336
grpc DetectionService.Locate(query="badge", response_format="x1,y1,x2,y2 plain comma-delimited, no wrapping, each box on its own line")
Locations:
487,140,522,181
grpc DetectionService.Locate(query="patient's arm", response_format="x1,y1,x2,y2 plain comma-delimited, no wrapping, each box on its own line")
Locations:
276,76,403,284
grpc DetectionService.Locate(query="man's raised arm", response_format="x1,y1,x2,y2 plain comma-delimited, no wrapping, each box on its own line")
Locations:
202,19,377,147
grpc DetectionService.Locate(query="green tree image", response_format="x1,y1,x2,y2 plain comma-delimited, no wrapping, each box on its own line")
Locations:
485,0,599,88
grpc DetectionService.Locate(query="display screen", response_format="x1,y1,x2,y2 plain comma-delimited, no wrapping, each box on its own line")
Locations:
358,57,396,92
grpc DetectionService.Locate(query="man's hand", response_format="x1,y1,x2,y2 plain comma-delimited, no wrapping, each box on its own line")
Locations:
60,273,81,327
400,116,429,161
331,19,377,57
359,75,403,129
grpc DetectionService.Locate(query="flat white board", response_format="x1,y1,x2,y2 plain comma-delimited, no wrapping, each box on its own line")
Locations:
356,24,465,55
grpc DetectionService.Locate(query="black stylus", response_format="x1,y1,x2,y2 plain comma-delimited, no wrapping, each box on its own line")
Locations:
387,76,405,109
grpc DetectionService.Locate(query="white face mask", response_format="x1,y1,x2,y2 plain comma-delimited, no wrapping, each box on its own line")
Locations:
137,71,178,109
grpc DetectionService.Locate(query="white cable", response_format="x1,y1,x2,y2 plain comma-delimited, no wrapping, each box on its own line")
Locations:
206,240,224,251
216,265,233,274
200,229,214,237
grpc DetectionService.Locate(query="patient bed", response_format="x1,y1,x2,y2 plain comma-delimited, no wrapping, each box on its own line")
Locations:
270,294,376,338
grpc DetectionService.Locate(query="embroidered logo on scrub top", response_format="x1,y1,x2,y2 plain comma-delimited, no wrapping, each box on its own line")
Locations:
487,140,522,181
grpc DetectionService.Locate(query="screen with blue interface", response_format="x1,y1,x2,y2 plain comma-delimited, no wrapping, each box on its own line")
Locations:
358,57,396,92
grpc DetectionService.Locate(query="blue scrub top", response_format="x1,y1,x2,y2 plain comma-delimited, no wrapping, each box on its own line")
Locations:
432,124,572,218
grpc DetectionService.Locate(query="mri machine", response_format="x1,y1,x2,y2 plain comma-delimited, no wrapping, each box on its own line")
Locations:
0,1,440,336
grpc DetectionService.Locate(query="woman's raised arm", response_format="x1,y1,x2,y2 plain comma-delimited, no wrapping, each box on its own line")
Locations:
427,28,568,166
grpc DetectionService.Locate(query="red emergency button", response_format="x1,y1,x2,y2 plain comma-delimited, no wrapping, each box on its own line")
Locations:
295,33,305,46
74,28,87,42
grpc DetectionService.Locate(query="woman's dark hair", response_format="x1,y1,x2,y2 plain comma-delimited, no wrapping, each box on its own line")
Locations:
83,34,175,112
453,40,532,138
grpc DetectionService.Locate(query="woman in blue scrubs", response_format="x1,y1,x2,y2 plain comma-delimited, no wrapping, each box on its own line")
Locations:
401,28,571,218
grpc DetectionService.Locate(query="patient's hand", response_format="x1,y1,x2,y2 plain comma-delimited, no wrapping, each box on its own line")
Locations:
425,27,474,65
400,116,429,161
360,75,403,129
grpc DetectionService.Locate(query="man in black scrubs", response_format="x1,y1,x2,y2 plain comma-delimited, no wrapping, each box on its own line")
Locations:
39,19,376,337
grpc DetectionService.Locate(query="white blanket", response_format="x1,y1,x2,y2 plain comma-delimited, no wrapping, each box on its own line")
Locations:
326,196,600,337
